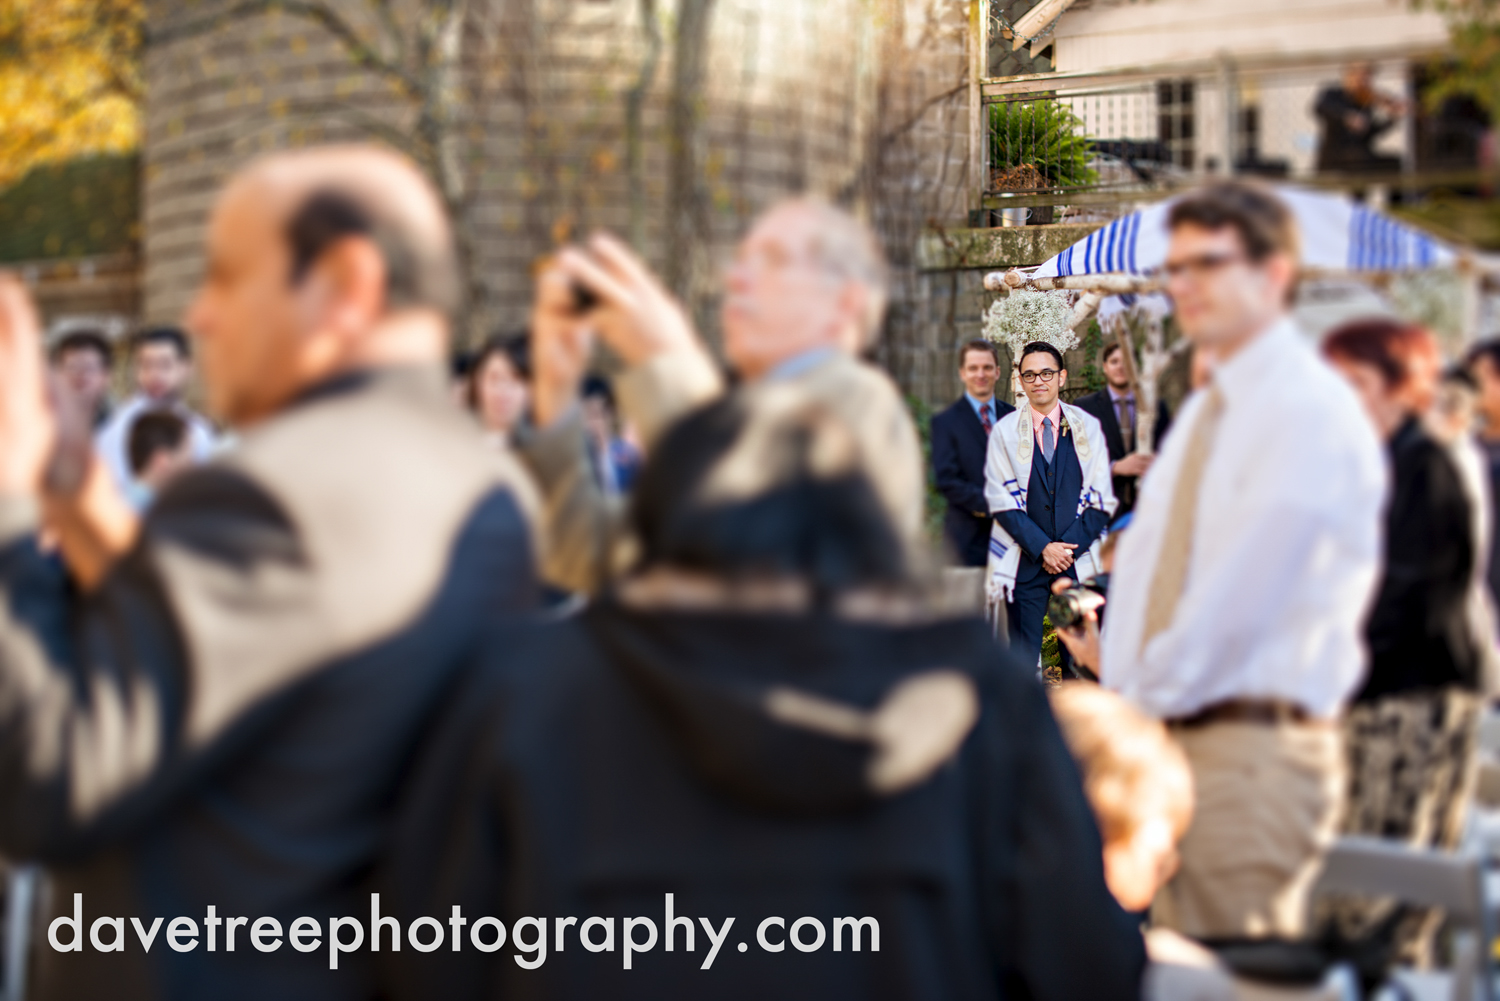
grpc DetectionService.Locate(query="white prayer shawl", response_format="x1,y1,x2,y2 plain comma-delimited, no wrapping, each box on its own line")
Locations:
983,399,1117,604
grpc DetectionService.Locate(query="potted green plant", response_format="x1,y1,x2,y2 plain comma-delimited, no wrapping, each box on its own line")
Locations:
988,100,1097,223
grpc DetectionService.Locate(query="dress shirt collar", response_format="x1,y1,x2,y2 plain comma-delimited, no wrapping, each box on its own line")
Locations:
1209,315,1299,410
1107,385,1134,404
965,393,996,420
1030,401,1060,437
762,345,839,383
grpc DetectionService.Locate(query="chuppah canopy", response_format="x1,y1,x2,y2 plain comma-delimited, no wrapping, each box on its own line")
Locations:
1031,185,1455,282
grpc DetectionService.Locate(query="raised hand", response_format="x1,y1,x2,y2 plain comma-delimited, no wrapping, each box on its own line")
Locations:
530,262,596,429
554,233,700,366
0,276,56,496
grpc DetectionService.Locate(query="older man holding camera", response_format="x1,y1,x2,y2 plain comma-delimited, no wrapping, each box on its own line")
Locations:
523,198,925,592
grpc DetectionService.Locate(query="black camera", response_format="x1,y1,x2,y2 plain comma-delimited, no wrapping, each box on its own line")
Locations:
1048,574,1108,632
569,281,600,314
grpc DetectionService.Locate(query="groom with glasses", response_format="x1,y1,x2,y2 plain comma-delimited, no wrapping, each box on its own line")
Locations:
985,341,1116,668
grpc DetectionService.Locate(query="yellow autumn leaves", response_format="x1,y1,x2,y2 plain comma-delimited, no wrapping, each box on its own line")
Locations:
0,0,142,188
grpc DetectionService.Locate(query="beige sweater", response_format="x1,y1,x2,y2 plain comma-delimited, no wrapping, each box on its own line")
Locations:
520,344,926,594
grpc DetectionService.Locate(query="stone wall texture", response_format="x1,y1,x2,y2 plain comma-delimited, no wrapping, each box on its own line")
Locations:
144,0,989,405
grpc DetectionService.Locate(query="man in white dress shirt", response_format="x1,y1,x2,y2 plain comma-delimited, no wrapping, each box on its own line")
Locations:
1098,182,1386,940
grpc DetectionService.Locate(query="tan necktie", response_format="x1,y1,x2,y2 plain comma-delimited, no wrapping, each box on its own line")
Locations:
1140,385,1224,649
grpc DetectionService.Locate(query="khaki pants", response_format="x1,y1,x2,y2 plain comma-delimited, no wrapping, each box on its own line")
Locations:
1153,719,1345,940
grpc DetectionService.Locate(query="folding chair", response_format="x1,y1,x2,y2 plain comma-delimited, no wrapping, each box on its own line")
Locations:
1313,836,1495,1001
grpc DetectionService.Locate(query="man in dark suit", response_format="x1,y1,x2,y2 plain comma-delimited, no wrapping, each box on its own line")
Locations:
0,147,538,1000
991,343,1113,668
1074,340,1172,515
930,339,1015,565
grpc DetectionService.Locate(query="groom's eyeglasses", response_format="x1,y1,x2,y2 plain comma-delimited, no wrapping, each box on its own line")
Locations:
1019,369,1060,384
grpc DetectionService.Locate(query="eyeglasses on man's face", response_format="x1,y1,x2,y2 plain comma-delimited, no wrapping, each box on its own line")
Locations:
1163,251,1247,282
1019,368,1060,384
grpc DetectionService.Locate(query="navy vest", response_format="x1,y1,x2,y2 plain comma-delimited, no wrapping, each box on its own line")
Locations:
1018,419,1084,582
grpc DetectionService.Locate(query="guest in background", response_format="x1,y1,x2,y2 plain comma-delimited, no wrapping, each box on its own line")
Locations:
1075,340,1173,515
48,329,115,429
931,338,1015,566
1322,319,1485,973
1098,182,1385,943
581,376,642,497
466,333,531,450
95,326,217,489
1466,339,1500,619
124,409,194,510
1313,63,1405,175
1427,365,1500,664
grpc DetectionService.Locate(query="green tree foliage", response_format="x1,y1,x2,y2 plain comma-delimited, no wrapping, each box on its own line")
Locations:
988,100,1097,189
1417,1,1500,115
0,0,142,188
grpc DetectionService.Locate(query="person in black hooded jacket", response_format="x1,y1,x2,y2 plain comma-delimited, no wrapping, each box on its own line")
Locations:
373,385,1145,1001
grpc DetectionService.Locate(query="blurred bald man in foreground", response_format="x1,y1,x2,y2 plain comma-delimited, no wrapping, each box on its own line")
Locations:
526,198,925,591
0,146,537,999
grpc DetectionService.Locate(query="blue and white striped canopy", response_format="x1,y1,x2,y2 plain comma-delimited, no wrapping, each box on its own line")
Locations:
1033,185,1453,279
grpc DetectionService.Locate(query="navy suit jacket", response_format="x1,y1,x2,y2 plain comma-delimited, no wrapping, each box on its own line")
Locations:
931,396,1015,566
1073,389,1172,515
993,420,1110,585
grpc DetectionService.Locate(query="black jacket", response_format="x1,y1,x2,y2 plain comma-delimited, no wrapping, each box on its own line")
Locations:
1313,86,1399,173
1073,389,1172,516
375,600,1146,1001
931,396,1015,565
1359,418,1479,701
0,367,537,1000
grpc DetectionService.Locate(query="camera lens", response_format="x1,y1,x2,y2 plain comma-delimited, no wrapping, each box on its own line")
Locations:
570,282,599,314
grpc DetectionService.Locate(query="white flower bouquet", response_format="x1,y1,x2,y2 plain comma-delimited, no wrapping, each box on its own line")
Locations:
982,289,1077,358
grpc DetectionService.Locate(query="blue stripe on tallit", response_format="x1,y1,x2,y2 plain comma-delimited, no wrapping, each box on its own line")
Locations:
1355,208,1370,269
989,536,1009,559
1348,207,1435,271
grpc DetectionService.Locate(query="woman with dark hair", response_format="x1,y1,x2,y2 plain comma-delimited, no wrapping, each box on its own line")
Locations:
1321,318,1483,971
467,333,531,449
375,386,1145,1001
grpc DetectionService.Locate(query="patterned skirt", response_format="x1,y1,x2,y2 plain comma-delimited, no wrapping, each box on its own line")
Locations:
1319,685,1481,969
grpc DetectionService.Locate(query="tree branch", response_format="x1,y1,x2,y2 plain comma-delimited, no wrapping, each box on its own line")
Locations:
283,97,432,165
878,79,966,151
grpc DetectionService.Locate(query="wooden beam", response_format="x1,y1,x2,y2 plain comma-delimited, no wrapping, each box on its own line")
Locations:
980,43,1448,97
1010,0,1073,50
968,0,989,213
983,263,1500,294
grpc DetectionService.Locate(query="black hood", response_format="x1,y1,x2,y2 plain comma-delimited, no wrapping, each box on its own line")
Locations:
584,598,993,816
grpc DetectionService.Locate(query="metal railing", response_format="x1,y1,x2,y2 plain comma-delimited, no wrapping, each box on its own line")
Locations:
976,47,1490,225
